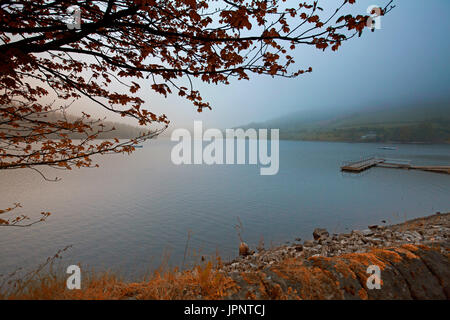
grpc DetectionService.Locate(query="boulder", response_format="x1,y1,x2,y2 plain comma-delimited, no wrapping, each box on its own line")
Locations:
313,228,329,240
239,242,250,256
226,245,450,300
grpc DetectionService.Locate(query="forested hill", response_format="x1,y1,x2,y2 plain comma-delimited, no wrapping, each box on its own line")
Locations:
240,101,450,143
1,112,149,139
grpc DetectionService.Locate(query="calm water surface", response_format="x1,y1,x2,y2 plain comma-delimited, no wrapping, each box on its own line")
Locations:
1,140,449,278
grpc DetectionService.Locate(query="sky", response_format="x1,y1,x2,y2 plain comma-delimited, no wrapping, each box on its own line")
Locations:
73,0,450,131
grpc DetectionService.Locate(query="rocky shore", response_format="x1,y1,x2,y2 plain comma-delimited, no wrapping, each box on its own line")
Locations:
219,212,449,299
222,212,449,273
3,213,448,300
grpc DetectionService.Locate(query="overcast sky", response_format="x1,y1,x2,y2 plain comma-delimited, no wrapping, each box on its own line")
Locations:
72,0,450,131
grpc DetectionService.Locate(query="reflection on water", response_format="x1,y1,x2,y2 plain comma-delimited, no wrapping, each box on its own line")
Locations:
0,140,449,278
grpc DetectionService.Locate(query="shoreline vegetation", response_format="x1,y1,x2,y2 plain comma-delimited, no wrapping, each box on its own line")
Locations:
7,109,448,145
1,212,448,300
254,121,450,144
239,102,450,144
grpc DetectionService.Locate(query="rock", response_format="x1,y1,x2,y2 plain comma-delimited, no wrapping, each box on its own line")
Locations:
337,234,348,241
304,240,314,247
313,228,329,240
369,238,383,245
239,242,250,256
411,231,422,239
351,230,363,238
295,237,302,242
219,212,449,298
362,229,374,236
318,234,331,244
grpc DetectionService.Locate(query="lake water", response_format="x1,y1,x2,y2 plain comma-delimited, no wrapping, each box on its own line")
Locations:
0,139,449,278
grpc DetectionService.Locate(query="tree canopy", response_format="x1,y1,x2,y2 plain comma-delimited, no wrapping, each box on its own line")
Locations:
0,0,394,174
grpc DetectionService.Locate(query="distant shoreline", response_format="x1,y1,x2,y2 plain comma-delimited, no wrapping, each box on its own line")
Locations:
277,137,450,145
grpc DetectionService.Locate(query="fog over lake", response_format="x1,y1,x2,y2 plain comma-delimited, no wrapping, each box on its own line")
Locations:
1,139,449,278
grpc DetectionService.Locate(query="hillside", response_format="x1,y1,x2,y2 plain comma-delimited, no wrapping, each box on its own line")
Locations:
1,111,149,140
240,101,450,143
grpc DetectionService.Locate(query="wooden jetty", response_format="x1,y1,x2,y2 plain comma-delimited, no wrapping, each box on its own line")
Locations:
340,157,385,173
410,166,450,174
341,157,450,174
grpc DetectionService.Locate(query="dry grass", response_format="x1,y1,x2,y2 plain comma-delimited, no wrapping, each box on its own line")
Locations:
0,256,239,300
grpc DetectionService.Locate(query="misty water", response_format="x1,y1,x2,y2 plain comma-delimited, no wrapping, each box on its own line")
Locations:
1,139,449,278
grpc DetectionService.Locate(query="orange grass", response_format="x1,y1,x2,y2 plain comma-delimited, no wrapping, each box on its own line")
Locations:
0,260,239,300
0,244,439,300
